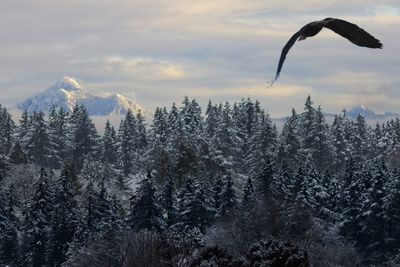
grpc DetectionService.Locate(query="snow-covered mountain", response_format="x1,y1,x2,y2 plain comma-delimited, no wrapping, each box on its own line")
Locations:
347,105,400,120
18,77,144,116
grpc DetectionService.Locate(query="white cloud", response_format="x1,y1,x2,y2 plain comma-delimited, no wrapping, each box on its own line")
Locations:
103,57,186,80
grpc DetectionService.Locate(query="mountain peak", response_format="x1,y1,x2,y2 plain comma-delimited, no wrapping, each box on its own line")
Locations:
51,76,82,92
347,105,376,119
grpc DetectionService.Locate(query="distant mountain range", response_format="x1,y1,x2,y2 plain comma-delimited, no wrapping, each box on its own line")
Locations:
18,77,144,116
346,105,400,120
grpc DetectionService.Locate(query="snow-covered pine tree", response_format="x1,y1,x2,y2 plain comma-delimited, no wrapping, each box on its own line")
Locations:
205,100,220,139
26,111,52,167
352,114,371,164
21,168,53,266
213,178,223,212
128,171,166,232
356,160,388,257
102,120,118,165
254,158,274,203
48,106,69,169
301,95,316,153
48,164,80,266
218,174,238,219
8,141,28,164
309,105,335,171
242,177,255,209
169,101,201,186
340,160,364,245
16,109,30,148
177,179,215,233
136,109,148,150
160,176,177,226
149,107,171,181
0,104,15,155
93,180,115,233
278,108,302,171
117,109,137,175
69,105,99,171
0,153,8,181
246,112,277,174
331,111,350,171
0,185,20,266
209,102,239,173
383,168,400,252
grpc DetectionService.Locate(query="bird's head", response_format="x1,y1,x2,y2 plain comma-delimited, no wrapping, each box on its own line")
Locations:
298,35,307,41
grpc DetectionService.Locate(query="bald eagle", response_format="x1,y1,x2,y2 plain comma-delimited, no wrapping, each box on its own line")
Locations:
270,18,382,86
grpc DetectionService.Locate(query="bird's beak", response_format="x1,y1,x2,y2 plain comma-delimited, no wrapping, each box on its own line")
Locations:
298,35,306,41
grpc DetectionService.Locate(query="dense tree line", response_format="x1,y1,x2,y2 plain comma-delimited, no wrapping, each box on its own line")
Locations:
1,96,400,266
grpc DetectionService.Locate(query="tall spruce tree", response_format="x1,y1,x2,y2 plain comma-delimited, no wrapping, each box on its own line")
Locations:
0,185,19,266
177,179,215,233
242,177,255,209
22,168,53,267
27,112,52,167
128,171,166,232
102,120,118,165
160,176,177,226
0,105,15,154
48,165,79,266
69,105,99,171
278,108,302,170
48,106,69,169
117,109,137,175
218,174,238,219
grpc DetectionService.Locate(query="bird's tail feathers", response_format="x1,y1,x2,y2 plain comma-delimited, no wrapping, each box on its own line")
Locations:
266,75,279,89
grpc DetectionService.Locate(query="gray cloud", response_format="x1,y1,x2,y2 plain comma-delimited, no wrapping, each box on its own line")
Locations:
0,0,399,117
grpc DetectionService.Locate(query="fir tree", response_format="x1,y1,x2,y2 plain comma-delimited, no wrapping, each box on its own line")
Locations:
48,165,79,266
356,161,388,254
278,108,302,170
352,114,371,164
254,159,274,203
213,178,223,211
247,112,277,174
242,177,255,209
128,171,166,232
0,105,15,154
0,186,19,266
219,174,238,219
383,168,400,251
136,109,148,150
48,106,69,168
8,141,28,164
177,179,215,232
17,109,30,148
117,109,137,175
27,112,52,167
309,106,335,171
0,153,8,181
22,168,53,266
69,105,99,171
160,176,177,226
331,112,349,171
102,120,118,165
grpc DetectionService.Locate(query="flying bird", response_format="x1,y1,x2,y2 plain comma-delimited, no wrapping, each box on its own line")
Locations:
269,18,382,86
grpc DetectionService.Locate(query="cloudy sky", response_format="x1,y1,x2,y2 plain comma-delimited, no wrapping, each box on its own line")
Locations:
0,0,399,117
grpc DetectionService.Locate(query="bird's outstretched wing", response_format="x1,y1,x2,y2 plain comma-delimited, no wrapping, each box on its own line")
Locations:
323,18,382,48
269,30,302,87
